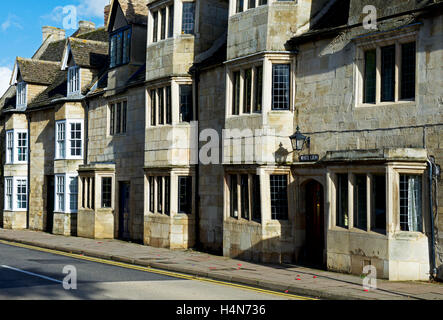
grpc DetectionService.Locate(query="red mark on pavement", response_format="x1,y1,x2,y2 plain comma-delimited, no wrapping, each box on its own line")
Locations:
313,276,318,279
284,290,289,293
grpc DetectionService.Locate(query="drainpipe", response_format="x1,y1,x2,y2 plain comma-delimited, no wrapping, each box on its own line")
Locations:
192,67,201,250
427,156,438,280
26,113,31,229
83,100,89,166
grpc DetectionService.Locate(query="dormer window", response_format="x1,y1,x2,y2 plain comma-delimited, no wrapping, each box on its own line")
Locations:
67,66,80,95
16,82,27,107
110,27,131,68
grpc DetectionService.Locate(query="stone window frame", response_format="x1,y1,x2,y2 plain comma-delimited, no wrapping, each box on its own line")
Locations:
147,175,171,215
147,77,193,127
55,119,84,160
54,173,78,214
328,163,427,235
145,168,195,217
108,99,128,136
148,0,175,44
230,0,296,17
4,176,27,212
225,170,262,224
67,65,81,96
16,81,27,108
354,27,419,108
5,129,28,165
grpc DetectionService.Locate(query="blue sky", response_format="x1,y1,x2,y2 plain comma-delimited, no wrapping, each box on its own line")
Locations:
0,0,110,96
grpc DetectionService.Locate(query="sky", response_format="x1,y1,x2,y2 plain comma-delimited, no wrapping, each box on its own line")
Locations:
0,0,110,97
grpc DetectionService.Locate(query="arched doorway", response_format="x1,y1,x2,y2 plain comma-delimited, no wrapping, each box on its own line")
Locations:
305,180,325,267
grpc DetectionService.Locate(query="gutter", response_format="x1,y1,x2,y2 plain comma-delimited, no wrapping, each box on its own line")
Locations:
427,156,438,280
26,113,31,229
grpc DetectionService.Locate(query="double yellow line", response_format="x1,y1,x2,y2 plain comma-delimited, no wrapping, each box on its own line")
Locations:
0,239,317,300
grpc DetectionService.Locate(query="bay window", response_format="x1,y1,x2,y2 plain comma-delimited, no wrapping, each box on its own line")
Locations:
5,130,28,164
102,177,112,208
400,174,422,232
148,175,171,215
178,176,192,214
55,174,78,213
151,4,174,43
55,120,83,160
229,174,261,222
179,85,193,123
150,86,172,126
4,177,27,211
230,64,263,116
272,64,290,110
270,175,288,220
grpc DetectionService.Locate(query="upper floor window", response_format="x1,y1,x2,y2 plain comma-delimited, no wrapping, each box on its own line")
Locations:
4,177,27,211
150,86,172,126
67,66,80,95
110,101,127,135
55,120,83,160
272,64,290,110
151,4,174,43
235,0,267,14
361,41,416,104
230,64,263,116
110,28,131,68
5,130,28,164
16,82,27,107
179,85,193,122
182,2,195,35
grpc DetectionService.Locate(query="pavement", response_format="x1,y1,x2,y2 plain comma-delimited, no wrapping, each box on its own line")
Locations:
0,228,442,300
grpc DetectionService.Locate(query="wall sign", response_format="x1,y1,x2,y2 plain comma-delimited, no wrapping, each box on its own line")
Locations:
299,154,319,162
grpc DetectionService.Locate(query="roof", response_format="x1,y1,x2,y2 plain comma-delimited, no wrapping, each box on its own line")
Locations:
73,27,109,42
15,58,61,85
109,0,148,28
0,86,17,113
27,70,68,109
68,38,109,69
37,40,67,62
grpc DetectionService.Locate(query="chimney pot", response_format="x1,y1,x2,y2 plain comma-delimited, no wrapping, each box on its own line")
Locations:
78,20,96,31
42,26,66,43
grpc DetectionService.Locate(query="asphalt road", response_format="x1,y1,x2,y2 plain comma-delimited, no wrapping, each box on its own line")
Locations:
0,242,308,300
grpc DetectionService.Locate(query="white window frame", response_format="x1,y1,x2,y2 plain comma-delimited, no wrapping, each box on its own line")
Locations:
67,66,81,96
55,120,84,160
16,82,27,107
354,29,418,107
55,173,78,213
4,177,27,211
4,177,13,211
5,129,28,164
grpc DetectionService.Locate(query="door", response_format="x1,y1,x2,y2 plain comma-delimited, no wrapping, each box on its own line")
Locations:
305,180,325,267
46,176,54,233
118,182,130,240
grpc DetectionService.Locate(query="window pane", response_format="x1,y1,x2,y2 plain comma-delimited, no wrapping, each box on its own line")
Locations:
102,177,112,208
236,0,244,12
164,176,170,215
232,71,240,115
123,29,131,64
230,175,238,218
7,131,14,163
364,50,376,103
401,42,416,100
70,123,82,156
254,66,263,113
178,176,192,214
400,175,422,232
17,179,27,210
116,102,122,134
372,175,386,231
17,132,27,162
272,64,290,110
336,174,348,228
158,88,164,125
259,0,267,5
110,35,117,67
56,176,65,212
381,45,395,102
160,8,166,40
252,175,261,222
157,176,163,213
150,90,156,126
353,174,367,230
153,11,158,42
168,5,174,38
116,33,123,65
249,0,256,9
241,175,250,219
5,178,13,210
122,101,127,133
166,86,172,124
110,104,115,135
57,122,66,158
69,177,78,212
149,176,155,213
270,175,288,220
182,2,195,35
179,85,193,122
243,69,252,113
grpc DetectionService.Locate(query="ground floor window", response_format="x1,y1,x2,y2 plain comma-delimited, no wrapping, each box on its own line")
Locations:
336,173,349,228
4,177,28,211
228,174,261,222
400,174,422,232
178,176,192,214
55,174,78,213
148,175,171,215
102,177,112,208
270,175,288,220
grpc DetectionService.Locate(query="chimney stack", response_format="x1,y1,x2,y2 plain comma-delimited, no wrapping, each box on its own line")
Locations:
104,4,111,27
78,21,96,33
42,26,66,43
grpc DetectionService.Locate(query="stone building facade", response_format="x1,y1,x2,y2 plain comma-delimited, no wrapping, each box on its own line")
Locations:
0,0,442,281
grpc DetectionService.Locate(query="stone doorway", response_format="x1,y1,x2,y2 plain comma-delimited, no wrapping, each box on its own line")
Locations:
304,180,325,267
118,182,130,240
